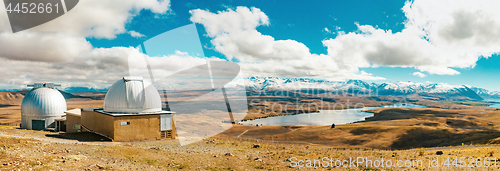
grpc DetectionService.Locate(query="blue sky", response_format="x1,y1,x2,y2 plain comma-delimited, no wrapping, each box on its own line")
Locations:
88,0,408,56
84,0,500,91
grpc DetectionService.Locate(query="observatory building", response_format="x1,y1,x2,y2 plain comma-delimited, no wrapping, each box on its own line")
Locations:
21,83,67,131
65,77,176,141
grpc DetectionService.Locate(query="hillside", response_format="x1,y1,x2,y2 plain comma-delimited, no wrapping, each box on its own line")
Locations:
0,90,92,103
0,91,26,104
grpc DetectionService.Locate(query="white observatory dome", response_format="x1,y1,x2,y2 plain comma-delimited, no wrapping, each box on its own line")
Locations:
104,77,162,113
21,83,67,130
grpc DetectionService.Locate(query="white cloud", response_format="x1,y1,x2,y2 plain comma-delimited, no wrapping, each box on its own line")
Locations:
324,27,330,33
192,1,500,80
4,0,500,89
190,7,269,38
174,50,189,56
0,47,207,89
0,0,172,88
127,48,208,84
323,0,500,75
16,0,170,39
190,7,384,81
0,0,171,62
0,31,92,62
412,72,426,78
0,47,133,89
128,30,145,38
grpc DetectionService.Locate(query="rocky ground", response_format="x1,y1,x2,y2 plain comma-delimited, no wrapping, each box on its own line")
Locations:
1,125,500,170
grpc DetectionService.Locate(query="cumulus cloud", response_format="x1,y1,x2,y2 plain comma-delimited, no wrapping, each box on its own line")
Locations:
0,31,92,62
0,0,172,89
190,7,384,81
4,0,500,89
128,30,146,38
192,1,500,80
412,72,426,78
23,0,170,38
0,47,133,89
127,49,209,84
0,47,207,90
324,0,500,75
0,0,171,61
0,0,171,62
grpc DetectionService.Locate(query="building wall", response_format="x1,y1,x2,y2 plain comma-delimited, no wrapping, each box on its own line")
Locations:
65,114,81,133
112,115,161,141
21,114,63,130
80,110,176,141
81,111,115,139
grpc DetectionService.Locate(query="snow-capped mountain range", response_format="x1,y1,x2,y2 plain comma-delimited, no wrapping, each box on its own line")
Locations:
3,76,496,101
244,76,488,101
469,87,500,100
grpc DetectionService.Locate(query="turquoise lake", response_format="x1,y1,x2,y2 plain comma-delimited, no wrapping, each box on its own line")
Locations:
240,103,425,126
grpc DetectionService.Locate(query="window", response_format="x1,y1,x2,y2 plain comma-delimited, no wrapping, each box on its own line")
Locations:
73,124,81,130
161,130,172,139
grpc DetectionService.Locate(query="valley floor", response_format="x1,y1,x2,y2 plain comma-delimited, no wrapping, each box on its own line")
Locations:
2,92,500,170
1,123,500,170
222,107,500,149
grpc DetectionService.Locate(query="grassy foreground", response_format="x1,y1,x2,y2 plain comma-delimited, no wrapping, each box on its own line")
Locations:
1,125,500,170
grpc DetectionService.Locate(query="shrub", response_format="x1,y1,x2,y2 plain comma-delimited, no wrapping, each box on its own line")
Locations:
418,149,425,156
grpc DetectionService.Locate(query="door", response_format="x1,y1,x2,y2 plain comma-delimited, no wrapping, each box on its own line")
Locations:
56,121,66,132
160,114,172,131
32,120,45,131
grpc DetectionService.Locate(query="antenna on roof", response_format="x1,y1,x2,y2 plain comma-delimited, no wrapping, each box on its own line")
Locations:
27,83,61,89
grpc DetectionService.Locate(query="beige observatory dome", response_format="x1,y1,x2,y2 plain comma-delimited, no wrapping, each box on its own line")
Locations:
103,77,162,113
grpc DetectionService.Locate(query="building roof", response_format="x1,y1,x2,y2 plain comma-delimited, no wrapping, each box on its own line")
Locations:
54,116,66,121
94,108,174,116
21,85,67,116
65,108,82,117
103,77,163,113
